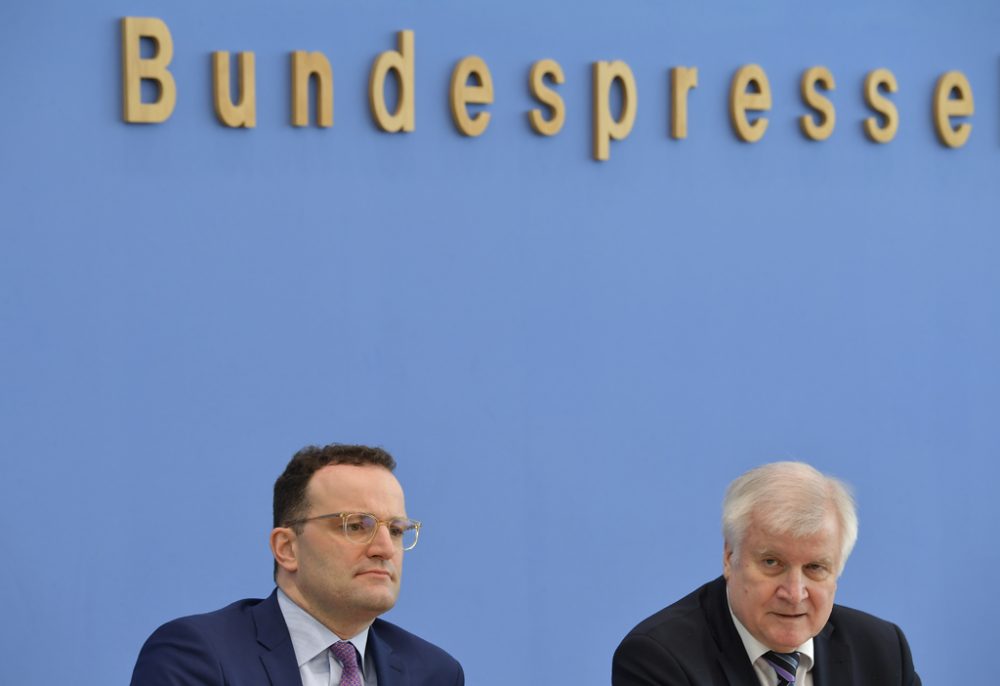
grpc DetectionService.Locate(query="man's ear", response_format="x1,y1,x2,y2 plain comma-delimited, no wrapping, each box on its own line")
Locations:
722,543,734,580
270,527,299,573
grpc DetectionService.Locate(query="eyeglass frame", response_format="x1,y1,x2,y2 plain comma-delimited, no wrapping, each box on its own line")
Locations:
283,511,422,551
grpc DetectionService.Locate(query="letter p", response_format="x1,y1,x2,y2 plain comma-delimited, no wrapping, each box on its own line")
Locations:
593,60,637,161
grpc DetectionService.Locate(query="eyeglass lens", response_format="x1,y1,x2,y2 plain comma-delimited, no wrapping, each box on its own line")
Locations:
344,513,419,550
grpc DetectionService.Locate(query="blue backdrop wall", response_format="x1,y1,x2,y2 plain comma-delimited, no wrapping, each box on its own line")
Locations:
2,1,998,684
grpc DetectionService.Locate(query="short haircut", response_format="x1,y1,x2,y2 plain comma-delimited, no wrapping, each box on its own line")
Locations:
273,443,397,530
721,461,858,575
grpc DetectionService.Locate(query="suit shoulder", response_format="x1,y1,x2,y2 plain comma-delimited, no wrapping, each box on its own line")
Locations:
131,599,258,685
372,618,463,668
613,580,728,685
146,597,265,638
826,603,920,683
131,597,268,685
620,579,718,643
829,602,905,638
132,594,301,686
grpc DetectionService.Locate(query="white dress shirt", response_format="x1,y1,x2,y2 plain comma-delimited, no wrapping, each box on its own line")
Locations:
277,589,378,686
727,592,815,686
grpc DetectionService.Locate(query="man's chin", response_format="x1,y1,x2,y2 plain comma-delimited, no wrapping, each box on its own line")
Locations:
357,589,398,613
763,631,810,653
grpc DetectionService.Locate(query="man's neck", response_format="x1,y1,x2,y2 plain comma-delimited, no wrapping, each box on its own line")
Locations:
276,580,375,639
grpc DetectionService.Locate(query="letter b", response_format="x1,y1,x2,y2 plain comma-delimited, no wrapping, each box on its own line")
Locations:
121,17,176,123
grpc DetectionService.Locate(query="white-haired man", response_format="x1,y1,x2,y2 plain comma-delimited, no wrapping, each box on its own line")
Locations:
613,461,920,685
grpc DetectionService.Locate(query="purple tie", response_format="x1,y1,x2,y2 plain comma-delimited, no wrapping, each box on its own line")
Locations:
763,650,800,686
330,640,363,686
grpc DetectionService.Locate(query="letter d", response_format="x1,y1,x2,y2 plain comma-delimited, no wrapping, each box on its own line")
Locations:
369,30,415,132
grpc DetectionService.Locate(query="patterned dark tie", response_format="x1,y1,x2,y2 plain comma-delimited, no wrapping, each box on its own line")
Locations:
763,650,800,686
330,640,363,686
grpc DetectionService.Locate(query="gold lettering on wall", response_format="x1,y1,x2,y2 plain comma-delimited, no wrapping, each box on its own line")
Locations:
863,68,898,144
369,30,415,132
729,64,771,143
213,51,256,128
934,71,974,148
528,59,565,136
291,51,333,128
800,66,835,141
670,67,698,140
116,18,985,158
121,17,176,123
450,56,494,137
592,61,637,161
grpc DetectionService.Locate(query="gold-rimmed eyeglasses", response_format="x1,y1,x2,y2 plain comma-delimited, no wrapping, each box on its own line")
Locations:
285,512,421,551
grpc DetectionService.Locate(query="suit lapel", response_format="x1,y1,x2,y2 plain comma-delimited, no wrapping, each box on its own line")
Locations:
368,620,408,686
716,649,760,686
811,615,853,686
253,590,304,686
703,577,763,686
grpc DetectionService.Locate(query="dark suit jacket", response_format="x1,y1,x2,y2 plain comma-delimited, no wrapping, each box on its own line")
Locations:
612,576,920,686
130,590,464,686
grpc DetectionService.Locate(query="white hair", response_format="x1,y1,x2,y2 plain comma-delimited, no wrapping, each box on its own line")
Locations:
722,461,858,575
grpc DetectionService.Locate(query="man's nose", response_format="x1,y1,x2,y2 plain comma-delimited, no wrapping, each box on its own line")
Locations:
777,569,809,604
367,522,396,558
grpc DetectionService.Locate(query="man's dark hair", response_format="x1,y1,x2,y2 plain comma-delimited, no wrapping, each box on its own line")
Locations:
273,443,397,530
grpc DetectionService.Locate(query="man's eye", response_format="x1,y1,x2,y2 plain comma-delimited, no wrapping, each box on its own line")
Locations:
388,526,404,538
806,564,830,578
346,518,375,533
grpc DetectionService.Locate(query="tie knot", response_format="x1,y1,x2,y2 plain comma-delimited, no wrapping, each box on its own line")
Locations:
330,641,362,686
763,650,800,685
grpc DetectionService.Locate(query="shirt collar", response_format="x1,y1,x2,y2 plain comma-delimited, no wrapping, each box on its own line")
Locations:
725,586,815,672
276,588,371,673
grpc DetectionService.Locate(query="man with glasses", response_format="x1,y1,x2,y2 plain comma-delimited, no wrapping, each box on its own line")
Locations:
131,444,464,686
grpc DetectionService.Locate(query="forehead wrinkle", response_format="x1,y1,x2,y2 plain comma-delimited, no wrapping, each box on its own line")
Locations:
748,527,836,558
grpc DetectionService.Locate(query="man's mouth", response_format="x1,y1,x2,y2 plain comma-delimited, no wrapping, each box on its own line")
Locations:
356,569,392,579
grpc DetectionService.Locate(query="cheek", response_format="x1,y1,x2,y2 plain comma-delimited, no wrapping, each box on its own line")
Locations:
753,584,778,609
811,585,835,611
733,580,763,608
322,543,356,571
